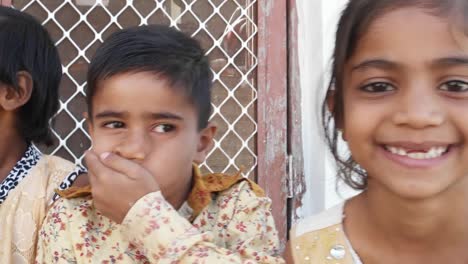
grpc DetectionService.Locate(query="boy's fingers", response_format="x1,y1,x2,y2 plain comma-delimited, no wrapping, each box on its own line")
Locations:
99,152,145,180
84,153,100,188
88,170,97,187
85,150,115,181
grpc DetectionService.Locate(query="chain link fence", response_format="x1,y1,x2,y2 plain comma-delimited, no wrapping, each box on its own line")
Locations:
13,0,259,179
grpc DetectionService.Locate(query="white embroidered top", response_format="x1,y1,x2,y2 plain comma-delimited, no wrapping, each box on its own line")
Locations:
0,145,84,263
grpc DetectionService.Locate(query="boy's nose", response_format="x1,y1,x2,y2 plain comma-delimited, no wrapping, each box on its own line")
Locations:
392,89,444,129
114,131,148,161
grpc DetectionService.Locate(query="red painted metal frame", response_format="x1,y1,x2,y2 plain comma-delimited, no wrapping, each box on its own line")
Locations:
257,0,289,247
287,0,305,225
0,0,12,6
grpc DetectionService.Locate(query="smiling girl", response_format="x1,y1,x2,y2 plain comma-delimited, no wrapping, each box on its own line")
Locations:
287,0,468,263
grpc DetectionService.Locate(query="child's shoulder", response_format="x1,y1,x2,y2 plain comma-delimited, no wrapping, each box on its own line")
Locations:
28,153,76,188
214,178,270,208
42,154,70,163
52,194,93,211
39,154,87,200
49,194,96,221
293,202,344,238
200,170,266,199
41,154,76,172
289,203,355,263
217,177,265,198
188,171,269,218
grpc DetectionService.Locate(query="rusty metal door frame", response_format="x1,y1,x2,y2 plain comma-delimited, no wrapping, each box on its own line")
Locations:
257,0,305,246
257,0,289,246
286,0,305,226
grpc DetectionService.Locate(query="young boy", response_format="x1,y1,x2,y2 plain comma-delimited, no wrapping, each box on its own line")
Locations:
0,6,86,263
35,25,284,263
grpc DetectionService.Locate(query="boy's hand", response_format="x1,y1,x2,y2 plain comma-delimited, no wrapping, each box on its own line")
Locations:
85,150,160,223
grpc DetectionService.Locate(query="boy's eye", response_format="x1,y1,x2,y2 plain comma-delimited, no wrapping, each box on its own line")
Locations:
360,82,395,93
153,124,175,133
103,121,125,129
440,80,468,92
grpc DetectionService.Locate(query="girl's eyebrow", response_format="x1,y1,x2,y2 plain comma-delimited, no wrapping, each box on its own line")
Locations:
351,56,468,72
351,59,398,72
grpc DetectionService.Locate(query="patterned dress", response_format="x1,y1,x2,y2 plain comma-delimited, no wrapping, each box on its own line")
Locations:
289,203,363,264
35,167,284,263
0,144,85,263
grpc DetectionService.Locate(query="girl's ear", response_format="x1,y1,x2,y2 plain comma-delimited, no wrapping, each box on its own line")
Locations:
0,71,33,111
327,90,347,141
327,90,336,116
327,90,342,128
193,122,217,164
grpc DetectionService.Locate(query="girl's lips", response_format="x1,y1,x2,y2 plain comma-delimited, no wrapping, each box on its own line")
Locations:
384,145,448,159
380,144,454,169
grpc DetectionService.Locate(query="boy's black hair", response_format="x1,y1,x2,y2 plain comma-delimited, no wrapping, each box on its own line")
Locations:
87,25,212,129
323,0,468,190
0,6,62,146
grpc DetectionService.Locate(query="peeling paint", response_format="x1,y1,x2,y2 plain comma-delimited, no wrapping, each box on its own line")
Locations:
257,0,289,247
287,0,307,225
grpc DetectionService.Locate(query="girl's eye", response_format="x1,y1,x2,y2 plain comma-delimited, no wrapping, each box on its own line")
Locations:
360,82,395,93
103,121,125,129
153,124,175,133
440,80,468,92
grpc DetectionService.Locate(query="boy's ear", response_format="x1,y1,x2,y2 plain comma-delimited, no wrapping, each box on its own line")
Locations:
0,71,33,111
193,122,217,164
83,112,96,150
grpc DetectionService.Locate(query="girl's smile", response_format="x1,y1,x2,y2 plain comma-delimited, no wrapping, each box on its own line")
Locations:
290,1,468,264
341,7,468,199
379,142,455,169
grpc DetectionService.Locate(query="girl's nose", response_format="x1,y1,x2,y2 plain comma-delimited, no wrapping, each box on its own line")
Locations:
392,88,444,129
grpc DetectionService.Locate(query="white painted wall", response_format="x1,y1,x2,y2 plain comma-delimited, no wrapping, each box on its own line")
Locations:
294,0,325,219
295,0,358,219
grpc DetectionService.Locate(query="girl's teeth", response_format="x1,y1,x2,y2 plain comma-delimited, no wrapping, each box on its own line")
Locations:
407,152,425,159
386,146,447,159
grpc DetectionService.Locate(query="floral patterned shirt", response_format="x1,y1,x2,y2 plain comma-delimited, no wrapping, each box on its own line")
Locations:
35,170,284,264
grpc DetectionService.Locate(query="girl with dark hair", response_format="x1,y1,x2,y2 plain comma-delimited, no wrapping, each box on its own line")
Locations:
0,6,86,263
288,0,468,263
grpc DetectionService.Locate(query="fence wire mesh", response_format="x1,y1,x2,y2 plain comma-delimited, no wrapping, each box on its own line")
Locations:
13,0,258,178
